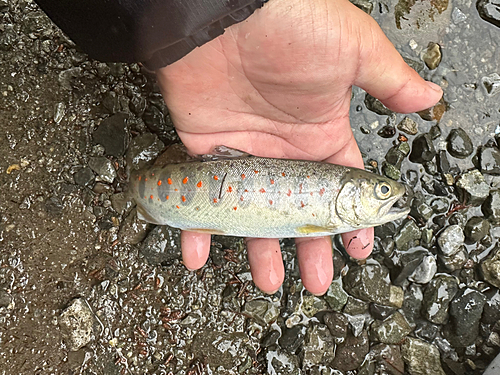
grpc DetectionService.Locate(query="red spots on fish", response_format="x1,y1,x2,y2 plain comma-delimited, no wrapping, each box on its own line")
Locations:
300,201,305,208
167,178,172,185
259,188,266,193
150,195,154,200
244,189,249,193
151,173,155,176
145,178,148,182
138,175,142,181
299,184,303,194
287,189,292,197
157,180,162,186
182,177,189,184
269,200,273,205
270,179,275,184
213,175,219,181
310,192,313,196
176,205,180,209
240,196,244,201
233,207,237,210
254,170,259,174
174,188,178,192
312,213,315,217
181,195,186,202
157,198,160,201
197,181,203,188
166,195,169,200
241,174,246,180
213,198,218,203
319,188,325,196
227,186,233,193
282,172,286,177
144,196,146,199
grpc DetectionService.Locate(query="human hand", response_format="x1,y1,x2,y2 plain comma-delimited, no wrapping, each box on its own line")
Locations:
155,0,442,295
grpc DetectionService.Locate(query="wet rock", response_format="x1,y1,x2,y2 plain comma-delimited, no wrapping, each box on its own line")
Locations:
414,320,440,341
243,298,280,325
455,170,490,206
409,253,437,284
301,295,328,318
378,125,397,138
481,245,500,288
370,311,412,344
323,312,349,344
482,189,500,223
73,167,95,187
437,225,464,256
349,0,374,14
118,207,149,245
445,288,487,347
279,325,306,352
139,226,181,266
88,157,116,183
324,280,348,311
482,73,500,96
409,134,436,164
436,150,451,173
261,330,280,348
343,296,369,315
267,350,300,374
331,330,369,372
417,98,446,122
401,337,446,375
59,298,94,351
191,331,249,370
447,128,473,159
422,275,459,324
0,290,12,309
102,91,120,114
92,113,129,157
129,94,147,117
410,194,433,223
382,163,401,180
423,160,438,175
429,124,442,140
110,192,133,215
385,147,406,168
464,216,490,244
483,290,500,324
369,304,395,321
300,324,335,368
480,146,500,175
391,249,428,285
126,133,165,170
420,228,434,248
344,263,403,308
477,0,500,28
440,247,468,272
430,197,449,214
402,284,423,325
394,220,421,251
364,94,392,115
422,42,442,70
359,344,405,375
397,117,418,135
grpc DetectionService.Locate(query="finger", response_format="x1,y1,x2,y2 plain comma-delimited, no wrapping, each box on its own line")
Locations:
295,237,334,296
246,238,284,294
353,13,443,113
181,231,211,270
324,132,374,259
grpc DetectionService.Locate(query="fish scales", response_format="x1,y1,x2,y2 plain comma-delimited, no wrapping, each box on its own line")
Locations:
130,157,409,238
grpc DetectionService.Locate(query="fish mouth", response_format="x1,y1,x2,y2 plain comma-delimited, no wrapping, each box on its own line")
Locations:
385,204,411,221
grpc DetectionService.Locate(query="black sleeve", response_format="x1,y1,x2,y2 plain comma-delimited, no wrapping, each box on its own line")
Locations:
34,0,267,70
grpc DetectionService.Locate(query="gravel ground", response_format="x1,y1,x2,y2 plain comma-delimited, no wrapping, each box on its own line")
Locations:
1,0,500,374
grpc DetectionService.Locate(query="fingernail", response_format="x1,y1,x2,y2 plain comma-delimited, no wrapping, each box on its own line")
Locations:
426,81,442,92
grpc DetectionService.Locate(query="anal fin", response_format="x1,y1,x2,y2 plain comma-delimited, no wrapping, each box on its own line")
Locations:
296,224,335,235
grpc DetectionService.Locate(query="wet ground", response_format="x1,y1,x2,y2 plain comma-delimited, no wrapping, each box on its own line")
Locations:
1,0,500,374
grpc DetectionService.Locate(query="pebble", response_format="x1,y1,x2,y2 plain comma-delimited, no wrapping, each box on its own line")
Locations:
377,125,397,138
410,194,434,223
481,245,500,289
402,284,423,325
369,311,412,344
323,312,348,344
397,117,418,135
394,220,421,251
349,0,374,14
92,113,130,157
267,350,300,374
417,98,446,122
364,94,392,115
409,254,437,284
139,225,181,266
422,42,442,70
88,156,116,183
278,325,306,352
480,146,500,175
401,337,446,375
73,167,94,187
422,275,459,324
331,330,369,372
447,128,474,159
441,248,468,272
409,134,436,164
452,7,467,23
117,207,149,245
126,133,165,170
483,290,500,324
323,280,348,311
360,344,405,375
343,296,369,315
369,303,396,321
243,299,280,325
58,298,94,351
436,150,451,173
482,189,500,223
464,216,490,244
300,324,335,368
455,170,490,206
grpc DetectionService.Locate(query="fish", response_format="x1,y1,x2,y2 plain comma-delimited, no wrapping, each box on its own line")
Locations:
129,146,410,238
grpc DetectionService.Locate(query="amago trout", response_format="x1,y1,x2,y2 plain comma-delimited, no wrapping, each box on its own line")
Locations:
129,150,410,238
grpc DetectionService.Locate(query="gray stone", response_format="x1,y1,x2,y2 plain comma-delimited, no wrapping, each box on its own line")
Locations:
383,163,401,180
430,197,449,214
364,94,392,116
267,350,300,375
343,296,369,315
88,156,116,183
0,290,12,309
301,295,328,318
343,264,403,308
359,344,404,375
349,0,374,14
110,192,133,215
440,247,468,272
92,113,129,157
409,254,437,284
394,220,421,251
118,208,149,245
139,225,181,266
483,290,500,324
397,117,418,135
464,216,490,244
370,311,412,344
437,150,450,173
480,147,500,175
59,298,94,351
331,330,369,372
447,128,473,159
401,337,446,375
243,299,280,326
279,325,306,352
482,190,500,223
452,7,467,23
300,324,336,368
126,133,165,170
422,42,442,70
369,303,396,321
261,330,280,348
456,170,490,206
73,167,94,187
409,134,436,164
402,284,423,325
323,280,348,312
477,0,500,28
323,312,349,344
437,225,464,256
422,275,459,324
481,245,500,289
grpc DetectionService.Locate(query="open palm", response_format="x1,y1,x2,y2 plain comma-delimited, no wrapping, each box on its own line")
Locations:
156,0,442,294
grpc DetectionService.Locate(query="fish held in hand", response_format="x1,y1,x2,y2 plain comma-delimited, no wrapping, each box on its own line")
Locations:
129,147,410,238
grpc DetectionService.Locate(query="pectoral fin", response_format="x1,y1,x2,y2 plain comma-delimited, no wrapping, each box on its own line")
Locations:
188,228,226,235
296,224,336,235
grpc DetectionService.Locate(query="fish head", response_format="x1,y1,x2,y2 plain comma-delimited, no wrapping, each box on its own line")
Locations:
335,169,410,229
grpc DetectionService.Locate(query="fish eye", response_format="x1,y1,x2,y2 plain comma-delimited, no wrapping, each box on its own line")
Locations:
375,182,391,199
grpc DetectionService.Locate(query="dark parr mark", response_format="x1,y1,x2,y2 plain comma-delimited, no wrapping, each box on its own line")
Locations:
218,172,228,200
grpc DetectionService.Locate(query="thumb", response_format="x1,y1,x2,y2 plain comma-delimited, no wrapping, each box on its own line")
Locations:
353,20,443,113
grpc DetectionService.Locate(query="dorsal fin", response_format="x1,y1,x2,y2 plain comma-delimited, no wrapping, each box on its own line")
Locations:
197,145,253,161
